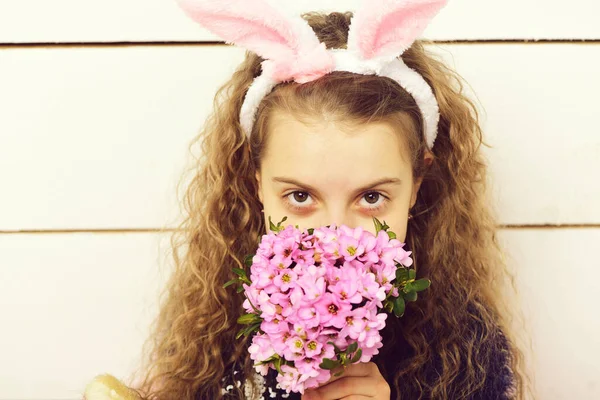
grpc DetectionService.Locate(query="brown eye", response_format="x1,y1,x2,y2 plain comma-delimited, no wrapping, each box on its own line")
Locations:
284,191,315,211
292,191,309,203
364,192,380,204
359,191,389,212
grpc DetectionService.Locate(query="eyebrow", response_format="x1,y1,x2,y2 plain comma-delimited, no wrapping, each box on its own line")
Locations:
271,177,402,195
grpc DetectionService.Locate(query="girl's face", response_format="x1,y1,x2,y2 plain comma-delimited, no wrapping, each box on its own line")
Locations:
255,110,432,242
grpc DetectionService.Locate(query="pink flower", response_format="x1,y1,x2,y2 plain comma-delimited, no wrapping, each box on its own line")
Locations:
241,220,419,394
312,224,338,242
295,357,322,376
295,305,320,329
248,333,275,363
269,253,294,270
289,285,305,308
283,335,306,361
262,317,290,336
297,268,326,302
339,307,368,340
254,363,270,376
292,246,316,267
357,309,387,346
338,233,365,261
359,337,384,361
374,262,396,291
276,364,306,394
303,338,323,358
256,290,279,321
314,292,352,329
303,367,332,390
395,247,413,267
329,269,363,304
360,272,384,301
273,268,298,292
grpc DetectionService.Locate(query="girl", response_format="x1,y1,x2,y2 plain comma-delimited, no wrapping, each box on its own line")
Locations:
86,1,532,399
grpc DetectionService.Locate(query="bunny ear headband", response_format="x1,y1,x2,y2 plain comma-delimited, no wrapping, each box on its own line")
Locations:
175,0,448,150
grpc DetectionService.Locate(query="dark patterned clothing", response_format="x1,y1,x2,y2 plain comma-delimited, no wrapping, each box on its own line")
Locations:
221,311,516,400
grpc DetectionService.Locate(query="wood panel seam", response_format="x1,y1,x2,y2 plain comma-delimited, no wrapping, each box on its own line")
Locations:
1,39,600,49
0,224,599,234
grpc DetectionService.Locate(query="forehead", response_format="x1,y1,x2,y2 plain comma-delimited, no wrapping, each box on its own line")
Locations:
260,111,414,187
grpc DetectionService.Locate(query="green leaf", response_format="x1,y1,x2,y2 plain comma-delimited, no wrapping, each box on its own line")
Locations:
244,296,261,314
334,370,345,377
236,321,261,339
387,231,397,239
236,325,255,339
347,342,358,354
236,285,244,293
350,348,362,363
319,358,339,370
395,268,409,282
384,300,394,313
232,268,246,278
268,216,289,233
339,352,347,364
404,290,417,302
327,341,342,354
223,279,238,289
274,357,282,374
412,278,431,292
307,228,314,235
393,296,406,317
255,354,278,365
237,313,261,325
248,321,261,334
268,215,280,232
372,217,383,234
408,269,416,280
243,254,254,267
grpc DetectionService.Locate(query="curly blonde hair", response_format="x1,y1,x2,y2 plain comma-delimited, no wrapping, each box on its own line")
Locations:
128,10,534,400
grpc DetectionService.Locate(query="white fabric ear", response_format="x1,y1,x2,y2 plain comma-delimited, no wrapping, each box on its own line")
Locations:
239,63,279,137
341,0,447,148
325,48,440,149
379,58,440,149
177,0,446,149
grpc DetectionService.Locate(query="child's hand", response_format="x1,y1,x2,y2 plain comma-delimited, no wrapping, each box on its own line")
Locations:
83,374,142,400
301,362,391,400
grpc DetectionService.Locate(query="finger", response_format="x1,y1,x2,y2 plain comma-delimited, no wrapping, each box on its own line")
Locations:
323,362,378,386
308,376,378,399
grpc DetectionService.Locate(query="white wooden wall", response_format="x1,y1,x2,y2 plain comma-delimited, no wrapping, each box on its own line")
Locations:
1,1,599,399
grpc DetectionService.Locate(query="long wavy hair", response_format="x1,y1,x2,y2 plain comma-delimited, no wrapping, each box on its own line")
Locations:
129,10,533,400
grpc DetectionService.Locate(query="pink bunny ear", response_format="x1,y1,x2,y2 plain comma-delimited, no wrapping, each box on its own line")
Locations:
175,0,334,82
348,0,448,61
175,0,297,60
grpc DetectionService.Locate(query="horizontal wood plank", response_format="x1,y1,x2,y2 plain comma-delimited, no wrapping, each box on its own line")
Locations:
1,44,599,229
0,0,599,43
0,233,170,399
0,229,598,398
496,228,600,400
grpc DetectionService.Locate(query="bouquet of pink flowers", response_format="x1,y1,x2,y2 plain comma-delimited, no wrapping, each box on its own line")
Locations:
224,216,430,394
